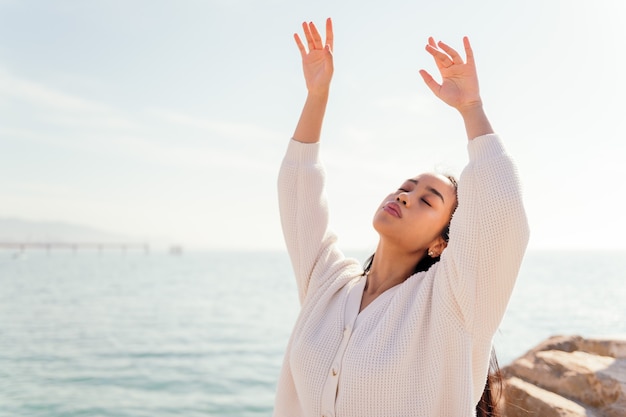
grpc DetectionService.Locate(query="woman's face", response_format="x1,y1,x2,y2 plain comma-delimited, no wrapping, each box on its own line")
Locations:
373,173,458,254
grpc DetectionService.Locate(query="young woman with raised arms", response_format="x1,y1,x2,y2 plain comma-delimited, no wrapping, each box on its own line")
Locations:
274,18,529,417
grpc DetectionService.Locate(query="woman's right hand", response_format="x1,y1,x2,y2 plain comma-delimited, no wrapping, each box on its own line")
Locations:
294,18,334,96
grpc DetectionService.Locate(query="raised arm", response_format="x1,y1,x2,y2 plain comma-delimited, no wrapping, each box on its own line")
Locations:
292,18,334,143
279,18,350,303
419,37,493,141
420,38,530,337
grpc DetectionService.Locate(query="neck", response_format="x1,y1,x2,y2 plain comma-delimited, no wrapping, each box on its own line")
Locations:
365,243,425,295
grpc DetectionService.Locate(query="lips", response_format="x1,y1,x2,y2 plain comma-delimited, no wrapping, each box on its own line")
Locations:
383,202,402,218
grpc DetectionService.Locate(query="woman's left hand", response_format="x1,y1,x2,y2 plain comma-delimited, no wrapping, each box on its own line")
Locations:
419,37,482,112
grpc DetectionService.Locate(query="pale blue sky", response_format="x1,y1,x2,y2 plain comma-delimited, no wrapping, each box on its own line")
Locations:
1,0,624,250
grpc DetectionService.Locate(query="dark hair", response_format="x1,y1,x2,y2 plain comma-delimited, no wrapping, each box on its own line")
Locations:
476,349,504,417
362,248,441,276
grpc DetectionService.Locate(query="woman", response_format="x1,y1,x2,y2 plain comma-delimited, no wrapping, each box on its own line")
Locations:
275,18,529,417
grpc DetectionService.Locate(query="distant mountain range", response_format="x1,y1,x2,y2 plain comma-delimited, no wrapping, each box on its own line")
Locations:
0,217,136,243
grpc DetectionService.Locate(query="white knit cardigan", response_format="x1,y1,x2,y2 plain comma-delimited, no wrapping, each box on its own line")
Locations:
274,134,530,417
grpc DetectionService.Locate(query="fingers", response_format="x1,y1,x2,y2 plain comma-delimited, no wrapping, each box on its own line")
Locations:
295,19,333,54
425,37,474,68
302,21,316,52
325,17,334,51
463,36,475,66
425,43,454,69
426,36,474,68
419,69,440,96
436,40,463,65
309,21,324,49
294,33,306,58
425,36,455,69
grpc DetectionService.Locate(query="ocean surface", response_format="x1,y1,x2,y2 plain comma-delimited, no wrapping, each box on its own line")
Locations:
0,249,624,417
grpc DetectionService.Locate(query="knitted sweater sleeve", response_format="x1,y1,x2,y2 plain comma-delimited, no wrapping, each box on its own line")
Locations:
437,134,530,339
277,139,344,304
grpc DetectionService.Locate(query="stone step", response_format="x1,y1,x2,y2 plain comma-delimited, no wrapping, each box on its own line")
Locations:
502,376,601,417
501,335,626,417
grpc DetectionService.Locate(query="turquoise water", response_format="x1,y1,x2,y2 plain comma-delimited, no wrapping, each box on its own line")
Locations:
0,250,624,416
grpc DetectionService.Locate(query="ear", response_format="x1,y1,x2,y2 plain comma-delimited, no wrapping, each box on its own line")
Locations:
428,237,448,258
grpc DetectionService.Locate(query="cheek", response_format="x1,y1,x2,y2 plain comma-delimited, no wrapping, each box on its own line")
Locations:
414,209,450,237
432,209,453,232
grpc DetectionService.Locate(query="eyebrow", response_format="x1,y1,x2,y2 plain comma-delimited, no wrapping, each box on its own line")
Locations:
407,179,445,204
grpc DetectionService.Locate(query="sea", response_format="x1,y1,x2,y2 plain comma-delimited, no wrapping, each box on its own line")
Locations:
0,249,624,417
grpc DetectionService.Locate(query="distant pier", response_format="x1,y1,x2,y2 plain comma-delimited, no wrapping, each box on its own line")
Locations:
0,242,150,254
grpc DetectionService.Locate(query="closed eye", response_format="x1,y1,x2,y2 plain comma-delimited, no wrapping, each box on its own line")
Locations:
421,198,432,207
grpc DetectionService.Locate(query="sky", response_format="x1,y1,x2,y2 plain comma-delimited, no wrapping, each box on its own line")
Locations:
1,0,625,251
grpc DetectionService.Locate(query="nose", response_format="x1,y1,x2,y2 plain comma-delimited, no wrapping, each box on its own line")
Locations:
396,193,408,206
